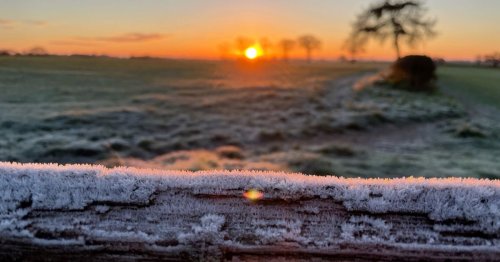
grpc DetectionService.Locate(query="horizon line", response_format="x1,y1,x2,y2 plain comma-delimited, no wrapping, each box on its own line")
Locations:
0,51,481,63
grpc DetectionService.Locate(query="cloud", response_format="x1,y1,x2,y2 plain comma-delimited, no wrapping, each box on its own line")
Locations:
50,40,99,47
0,19,16,29
25,20,49,27
52,32,168,47
92,33,167,43
0,19,14,25
0,19,49,29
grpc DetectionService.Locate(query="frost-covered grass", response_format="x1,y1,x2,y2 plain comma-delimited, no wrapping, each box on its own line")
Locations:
438,66,500,109
0,56,499,179
0,57,382,163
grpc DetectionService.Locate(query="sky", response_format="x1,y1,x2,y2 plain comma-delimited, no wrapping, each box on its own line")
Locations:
1,0,499,60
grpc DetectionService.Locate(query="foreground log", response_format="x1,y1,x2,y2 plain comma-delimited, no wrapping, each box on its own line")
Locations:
0,163,499,261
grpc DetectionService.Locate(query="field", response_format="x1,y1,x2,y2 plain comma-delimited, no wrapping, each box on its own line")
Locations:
439,66,500,109
0,56,499,178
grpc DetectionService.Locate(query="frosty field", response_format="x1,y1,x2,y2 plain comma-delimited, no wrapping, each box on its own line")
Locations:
0,56,499,179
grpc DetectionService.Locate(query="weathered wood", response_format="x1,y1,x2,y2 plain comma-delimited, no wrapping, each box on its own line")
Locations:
0,163,499,261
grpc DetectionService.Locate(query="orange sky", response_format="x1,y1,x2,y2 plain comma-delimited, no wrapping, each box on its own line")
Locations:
1,0,499,60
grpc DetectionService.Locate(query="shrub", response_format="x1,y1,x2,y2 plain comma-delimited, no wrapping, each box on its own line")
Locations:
386,55,437,92
215,146,244,159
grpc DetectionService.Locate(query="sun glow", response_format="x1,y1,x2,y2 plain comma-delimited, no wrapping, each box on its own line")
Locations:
244,46,262,60
243,189,264,201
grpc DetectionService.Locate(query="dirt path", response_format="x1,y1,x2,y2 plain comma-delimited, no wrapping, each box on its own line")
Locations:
245,72,500,178
249,72,442,153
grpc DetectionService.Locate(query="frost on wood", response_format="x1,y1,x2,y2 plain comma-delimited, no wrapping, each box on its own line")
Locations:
0,162,499,260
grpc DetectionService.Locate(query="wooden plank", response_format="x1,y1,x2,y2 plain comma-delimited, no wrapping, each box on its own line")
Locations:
0,163,498,261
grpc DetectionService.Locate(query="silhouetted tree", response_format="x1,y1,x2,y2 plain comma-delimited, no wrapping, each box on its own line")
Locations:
348,0,436,59
26,46,48,56
235,37,253,55
259,37,272,56
475,55,483,66
218,42,231,60
343,37,365,61
278,39,296,62
484,53,500,68
297,35,322,63
434,57,446,65
0,49,13,56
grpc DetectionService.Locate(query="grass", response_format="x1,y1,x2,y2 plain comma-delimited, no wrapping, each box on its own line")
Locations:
1,56,498,179
0,56,384,104
0,56,385,164
438,66,500,109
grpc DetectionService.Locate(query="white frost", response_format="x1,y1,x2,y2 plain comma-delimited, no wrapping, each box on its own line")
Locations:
0,162,499,257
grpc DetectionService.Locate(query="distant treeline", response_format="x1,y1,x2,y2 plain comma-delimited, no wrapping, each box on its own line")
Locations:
476,53,500,68
1,46,499,68
0,47,50,57
218,34,322,63
0,47,157,60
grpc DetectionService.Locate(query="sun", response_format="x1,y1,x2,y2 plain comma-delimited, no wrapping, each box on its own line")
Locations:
244,46,261,60
245,47,258,60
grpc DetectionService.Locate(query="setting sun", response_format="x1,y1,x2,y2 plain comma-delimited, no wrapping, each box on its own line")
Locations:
244,46,261,60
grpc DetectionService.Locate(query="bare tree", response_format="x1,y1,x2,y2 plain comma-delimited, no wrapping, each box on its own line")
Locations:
26,46,48,56
347,0,436,59
235,36,253,55
343,37,365,61
278,39,296,62
484,52,500,68
0,49,13,56
297,35,322,63
259,37,273,56
218,42,231,60
475,55,483,66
